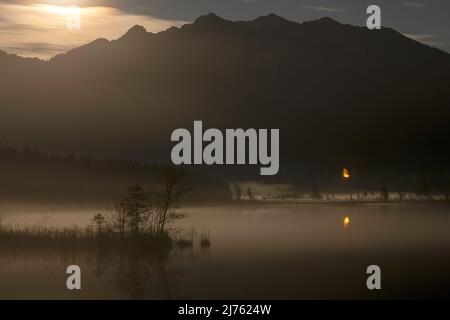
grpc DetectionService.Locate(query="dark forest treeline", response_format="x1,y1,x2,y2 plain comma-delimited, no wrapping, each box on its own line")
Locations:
0,145,231,204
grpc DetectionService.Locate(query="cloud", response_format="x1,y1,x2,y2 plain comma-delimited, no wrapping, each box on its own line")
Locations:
0,2,186,59
404,33,447,48
403,2,426,8
301,6,345,13
5,42,72,55
405,34,438,41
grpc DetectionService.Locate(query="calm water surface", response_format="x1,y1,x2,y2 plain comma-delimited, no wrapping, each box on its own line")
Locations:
1,203,450,299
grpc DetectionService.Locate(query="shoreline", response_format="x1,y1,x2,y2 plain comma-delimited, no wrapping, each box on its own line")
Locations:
1,199,449,214
186,199,450,208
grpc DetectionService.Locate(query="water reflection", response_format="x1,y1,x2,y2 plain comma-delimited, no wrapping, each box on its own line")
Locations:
117,251,172,299
1,204,450,299
0,241,202,299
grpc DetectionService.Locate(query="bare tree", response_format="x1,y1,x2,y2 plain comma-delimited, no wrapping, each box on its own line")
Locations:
112,169,188,238
153,168,189,235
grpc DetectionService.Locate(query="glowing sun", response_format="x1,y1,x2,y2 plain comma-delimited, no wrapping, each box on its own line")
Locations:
36,4,82,30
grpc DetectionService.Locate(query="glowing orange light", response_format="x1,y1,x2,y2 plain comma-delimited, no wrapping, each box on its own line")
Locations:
342,168,351,179
343,216,350,228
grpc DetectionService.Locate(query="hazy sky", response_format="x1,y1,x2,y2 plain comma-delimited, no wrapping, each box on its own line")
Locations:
1,0,449,59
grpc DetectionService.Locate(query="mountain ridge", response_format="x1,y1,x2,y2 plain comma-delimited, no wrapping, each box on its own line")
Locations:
1,13,449,62
0,14,449,186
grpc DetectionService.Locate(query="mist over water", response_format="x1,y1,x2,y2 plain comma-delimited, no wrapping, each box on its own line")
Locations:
1,203,450,299
0,3,449,304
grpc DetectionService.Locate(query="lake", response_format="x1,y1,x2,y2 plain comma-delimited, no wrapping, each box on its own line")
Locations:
0,203,450,299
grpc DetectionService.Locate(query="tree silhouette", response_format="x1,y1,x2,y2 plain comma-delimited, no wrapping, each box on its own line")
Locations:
113,204,127,237
153,168,188,235
381,186,389,201
233,184,242,201
120,185,152,236
311,185,321,200
246,187,254,200
92,213,107,235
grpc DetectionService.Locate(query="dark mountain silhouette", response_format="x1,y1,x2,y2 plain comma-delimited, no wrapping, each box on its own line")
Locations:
1,14,449,188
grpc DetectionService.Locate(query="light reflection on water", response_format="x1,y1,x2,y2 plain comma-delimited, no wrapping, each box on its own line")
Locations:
0,203,450,299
